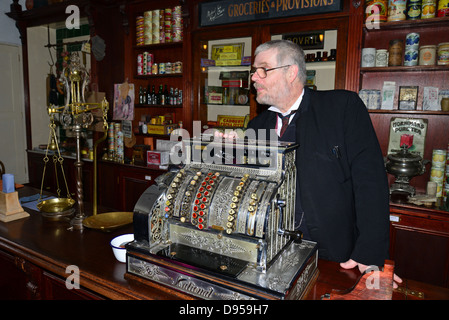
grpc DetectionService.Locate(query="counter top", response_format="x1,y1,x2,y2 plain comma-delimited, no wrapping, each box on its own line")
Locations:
1,186,448,301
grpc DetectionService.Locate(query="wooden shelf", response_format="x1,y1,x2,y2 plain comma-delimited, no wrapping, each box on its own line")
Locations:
363,16,449,32
361,65,449,73
135,103,183,108
134,41,183,50
368,109,449,115
135,73,183,79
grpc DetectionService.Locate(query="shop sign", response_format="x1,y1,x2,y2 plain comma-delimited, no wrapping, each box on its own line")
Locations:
282,31,324,49
199,0,342,27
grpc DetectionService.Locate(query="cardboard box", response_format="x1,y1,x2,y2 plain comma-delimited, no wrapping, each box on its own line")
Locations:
147,150,169,166
146,124,178,135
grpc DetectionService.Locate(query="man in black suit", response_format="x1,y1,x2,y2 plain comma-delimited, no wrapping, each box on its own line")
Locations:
246,39,395,276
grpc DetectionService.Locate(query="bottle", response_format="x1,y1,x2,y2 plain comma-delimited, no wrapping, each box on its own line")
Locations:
158,84,164,105
178,90,182,104
138,86,143,104
169,87,174,105
174,88,179,105
146,84,152,105
163,85,169,105
151,85,156,105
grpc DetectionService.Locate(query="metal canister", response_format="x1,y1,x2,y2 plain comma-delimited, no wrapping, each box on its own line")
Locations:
404,48,418,66
438,0,449,17
152,10,160,44
432,149,447,168
174,61,183,73
136,16,145,46
137,54,144,75
419,45,437,65
172,6,183,42
159,62,166,74
388,0,407,21
438,42,449,65
388,39,404,66
152,62,158,75
365,0,388,23
165,62,172,74
405,32,420,49
143,11,153,45
421,0,437,18
375,49,389,67
406,0,421,19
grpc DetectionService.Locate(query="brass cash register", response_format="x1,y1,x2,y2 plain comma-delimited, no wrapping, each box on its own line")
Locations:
125,136,318,300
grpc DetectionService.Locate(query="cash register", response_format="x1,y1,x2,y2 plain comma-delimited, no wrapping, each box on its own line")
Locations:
125,136,318,300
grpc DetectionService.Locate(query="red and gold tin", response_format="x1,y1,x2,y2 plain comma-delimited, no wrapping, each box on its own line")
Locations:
438,0,449,16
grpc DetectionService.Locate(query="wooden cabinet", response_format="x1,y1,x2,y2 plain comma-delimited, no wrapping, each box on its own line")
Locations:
360,17,449,192
0,248,103,300
123,1,187,144
389,204,449,288
97,161,164,212
0,250,40,299
359,16,449,288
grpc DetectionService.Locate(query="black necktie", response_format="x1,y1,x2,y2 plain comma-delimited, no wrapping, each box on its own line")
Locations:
278,110,297,137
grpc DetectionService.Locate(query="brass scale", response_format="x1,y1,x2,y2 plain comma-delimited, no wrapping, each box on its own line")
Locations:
38,52,132,231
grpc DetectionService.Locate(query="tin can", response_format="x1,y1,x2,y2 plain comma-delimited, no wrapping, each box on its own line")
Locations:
174,61,183,73
361,48,376,67
406,0,421,19
365,0,388,23
159,62,166,74
443,184,449,202
146,60,153,75
421,0,437,18
375,49,389,67
165,62,172,74
404,48,418,66
152,10,160,44
437,42,449,65
430,166,445,182
438,0,449,16
137,54,144,75
432,149,447,168
405,32,420,49
419,45,436,65
136,16,145,46
388,0,407,21
388,39,403,66
144,11,153,45
152,62,158,75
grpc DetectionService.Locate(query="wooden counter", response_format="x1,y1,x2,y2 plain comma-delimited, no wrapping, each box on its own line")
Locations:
0,186,448,301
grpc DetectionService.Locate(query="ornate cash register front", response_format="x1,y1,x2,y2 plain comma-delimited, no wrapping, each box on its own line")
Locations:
126,136,318,300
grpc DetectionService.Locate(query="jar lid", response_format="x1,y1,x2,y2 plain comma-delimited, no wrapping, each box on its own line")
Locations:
420,45,436,49
438,42,449,47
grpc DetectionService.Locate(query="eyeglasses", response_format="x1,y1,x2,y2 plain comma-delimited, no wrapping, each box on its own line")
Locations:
250,65,291,79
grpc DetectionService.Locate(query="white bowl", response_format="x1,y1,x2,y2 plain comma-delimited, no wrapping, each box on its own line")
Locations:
110,234,134,263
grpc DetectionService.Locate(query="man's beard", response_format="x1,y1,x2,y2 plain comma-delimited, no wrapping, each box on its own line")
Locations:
254,83,289,107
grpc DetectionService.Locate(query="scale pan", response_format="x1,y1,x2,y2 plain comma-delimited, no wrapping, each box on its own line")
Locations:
37,198,75,213
82,211,133,232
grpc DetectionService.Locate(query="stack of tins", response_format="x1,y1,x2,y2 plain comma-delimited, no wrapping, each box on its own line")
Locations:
137,6,183,46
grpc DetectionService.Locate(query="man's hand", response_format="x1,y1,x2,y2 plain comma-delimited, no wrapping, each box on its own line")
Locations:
340,259,403,288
